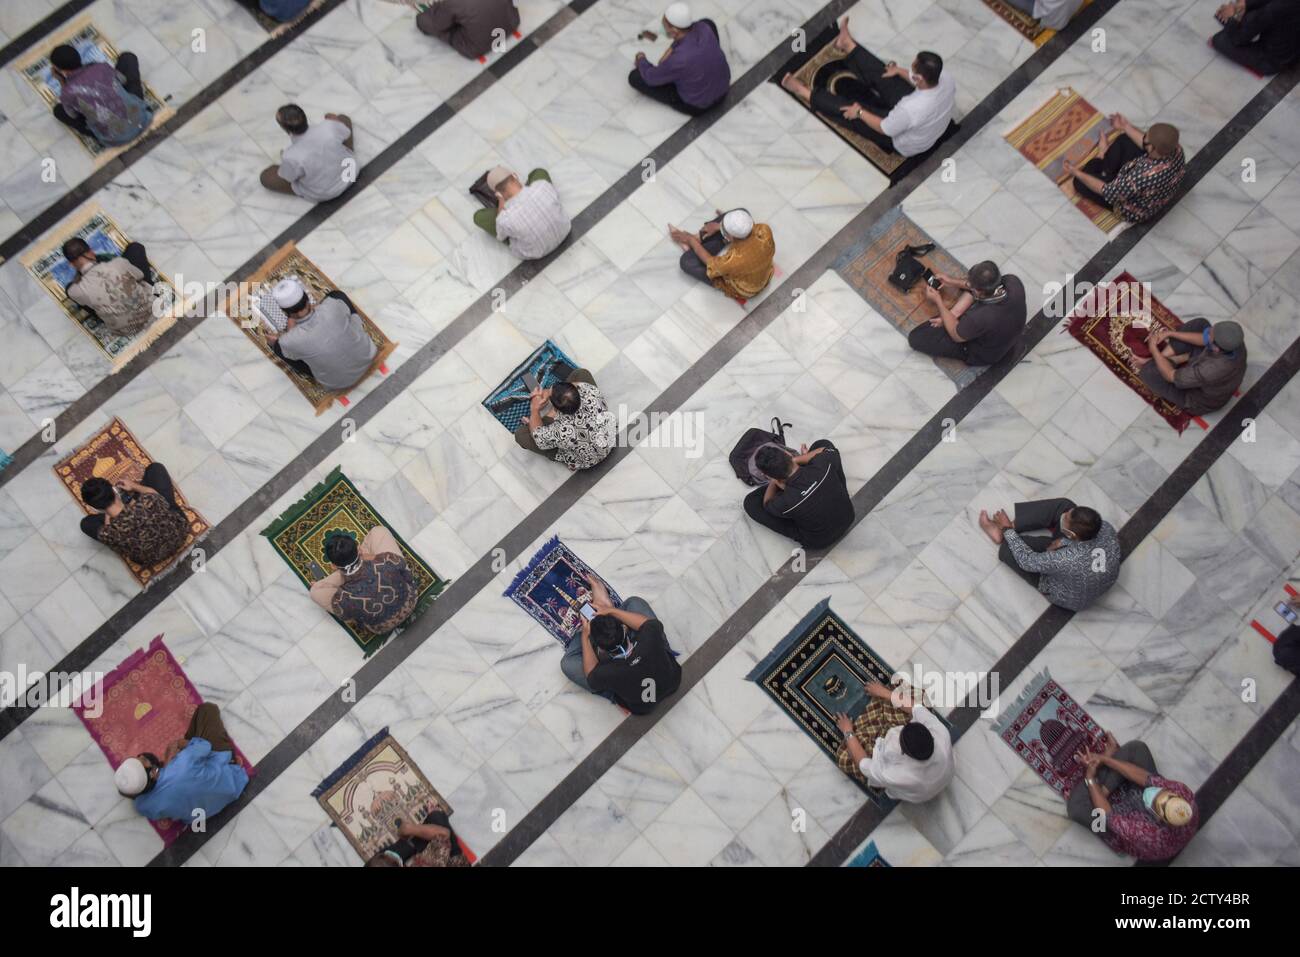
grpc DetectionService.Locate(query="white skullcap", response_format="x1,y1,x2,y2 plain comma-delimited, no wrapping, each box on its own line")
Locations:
722,209,754,240
115,758,148,796
486,165,515,190
664,2,692,28
272,277,306,310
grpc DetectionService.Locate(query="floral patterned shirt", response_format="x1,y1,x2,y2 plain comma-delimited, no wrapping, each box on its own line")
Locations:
1103,147,1186,222
97,492,190,566
530,382,615,471
1102,775,1199,861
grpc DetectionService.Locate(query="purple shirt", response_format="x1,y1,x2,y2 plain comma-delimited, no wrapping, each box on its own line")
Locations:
60,62,151,145
636,21,730,108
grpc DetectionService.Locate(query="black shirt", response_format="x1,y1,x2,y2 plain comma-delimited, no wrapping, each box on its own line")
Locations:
764,442,854,548
955,275,1026,365
1235,0,1300,70
587,618,681,715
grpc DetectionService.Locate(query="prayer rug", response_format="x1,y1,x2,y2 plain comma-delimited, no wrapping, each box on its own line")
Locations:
19,204,182,372
773,26,958,183
482,340,580,433
0,450,10,472
1004,87,1125,235
505,536,621,645
991,667,1106,798
847,840,890,867
746,597,948,804
54,417,210,589
981,0,1093,47
1065,271,1191,433
312,726,474,865
261,466,448,656
231,241,398,415
73,635,254,847
13,16,173,161
835,207,981,388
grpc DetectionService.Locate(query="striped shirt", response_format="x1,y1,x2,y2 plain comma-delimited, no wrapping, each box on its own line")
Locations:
496,180,571,260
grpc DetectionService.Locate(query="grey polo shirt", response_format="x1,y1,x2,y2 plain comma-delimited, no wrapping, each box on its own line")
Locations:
277,296,376,391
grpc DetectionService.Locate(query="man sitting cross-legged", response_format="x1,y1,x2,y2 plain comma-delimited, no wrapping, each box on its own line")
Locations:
670,208,775,303
1211,0,1300,75
473,166,571,261
742,441,854,551
260,104,356,203
49,44,152,147
80,464,190,570
908,260,1027,366
780,17,956,159
265,277,376,391
516,366,615,471
833,681,954,802
1063,114,1185,224
628,3,730,115
1131,318,1247,418
979,498,1120,612
1004,0,1087,30
62,236,156,337
310,529,419,636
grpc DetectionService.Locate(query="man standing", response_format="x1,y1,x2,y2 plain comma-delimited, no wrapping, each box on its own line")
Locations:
417,0,521,60
516,367,615,470
49,44,152,146
114,703,248,823
908,261,1026,366
978,498,1120,612
562,575,681,715
781,18,955,158
1069,731,1199,861
265,278,377,391
834,681,954,801
310,529,419,635
62,237,156,336
743,441,855,550
629,3,730,115
670,209,775,303
1134,319,1247,417
1064,115,1185,223
1212,0,1300,75
473,166,571,261
260,104,356,203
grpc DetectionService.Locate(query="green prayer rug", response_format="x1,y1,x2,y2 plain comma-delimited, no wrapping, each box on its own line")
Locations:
261,467,448,655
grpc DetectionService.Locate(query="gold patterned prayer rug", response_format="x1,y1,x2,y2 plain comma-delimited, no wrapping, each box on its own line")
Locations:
981,0,1093,47
230,241,398,415
19,204,182,372
312,727,474,865
1004,87,1125,235
835,207,980,387
54,418,210,589
261,466,448,655
746,598,950,806
13,16,173,162
1065,271,1193,433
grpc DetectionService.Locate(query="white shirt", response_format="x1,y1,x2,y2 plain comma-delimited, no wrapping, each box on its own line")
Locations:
856,705,954,802
278,119,354,203
879,70,957,157
496,180,571,260
1034,0,1085,30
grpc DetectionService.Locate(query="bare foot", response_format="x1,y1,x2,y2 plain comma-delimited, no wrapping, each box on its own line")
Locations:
834,15,854,52
978,509,1004,545
994,509,1013,529
780,72,811,103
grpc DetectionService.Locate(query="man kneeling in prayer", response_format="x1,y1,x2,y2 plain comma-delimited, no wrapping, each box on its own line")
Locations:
417,0,520,61
1069,731,1198,861
311,529,418,635
265,277,377,391
473,165,570,261
834,681,954,802
1132,318,1247,418
979,498,1120,612
114,703,248,822
62,236,156,338
516,366,615,471
670,208,775,303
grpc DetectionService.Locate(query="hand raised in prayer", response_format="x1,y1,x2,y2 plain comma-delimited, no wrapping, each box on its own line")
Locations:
834,713,855,735
1075,748,1103,774
529,387,550,416
668,225,695,250
635,51,647,63
1102,731,1120,757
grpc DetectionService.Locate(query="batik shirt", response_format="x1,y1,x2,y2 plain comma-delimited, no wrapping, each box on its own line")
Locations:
97,493,190,566
530,382,616,471
1003,521,1121,611
67,256,154,335
1103,147,1186,222
331,553,418,633
59,62,151,145
706,225,775,301
1102,776,1199,861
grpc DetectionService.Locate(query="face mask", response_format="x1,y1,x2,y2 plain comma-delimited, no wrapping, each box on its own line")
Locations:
1142,786,1162,813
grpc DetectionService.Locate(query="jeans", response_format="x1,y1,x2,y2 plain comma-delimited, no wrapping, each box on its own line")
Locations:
561,596,655,701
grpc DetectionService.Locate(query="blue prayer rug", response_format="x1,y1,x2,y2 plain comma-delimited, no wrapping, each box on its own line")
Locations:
846,840,890,868
505,536,621,644
482,340,578,432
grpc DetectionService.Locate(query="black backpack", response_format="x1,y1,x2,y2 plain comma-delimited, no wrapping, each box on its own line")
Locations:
1275,624,1300,676
730,417,793,486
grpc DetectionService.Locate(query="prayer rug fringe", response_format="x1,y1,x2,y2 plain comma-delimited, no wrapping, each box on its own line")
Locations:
261,464,345,541
310,724,390,799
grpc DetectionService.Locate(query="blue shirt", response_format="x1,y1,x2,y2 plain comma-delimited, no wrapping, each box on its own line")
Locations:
133,737,249,822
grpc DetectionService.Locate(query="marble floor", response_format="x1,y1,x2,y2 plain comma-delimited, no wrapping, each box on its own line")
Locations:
0,0,1296,868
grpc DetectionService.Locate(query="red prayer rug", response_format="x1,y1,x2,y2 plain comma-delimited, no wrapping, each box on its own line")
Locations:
1065,271,1191,433
73,635,253,846
991,668,1106,797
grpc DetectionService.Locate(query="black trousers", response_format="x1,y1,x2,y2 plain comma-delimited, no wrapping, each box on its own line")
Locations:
997,497,1075,587
742,440,847,549
627,20,723,115
1137,317,1213,410
1066,741,1157,827
679,215,726,283
387,808,466,863
271,290,357,378
53,53,143,138
1072,134,1145,208
80,461,181,540
908,320,969,362
1211,10,1296,75
808,46,911,153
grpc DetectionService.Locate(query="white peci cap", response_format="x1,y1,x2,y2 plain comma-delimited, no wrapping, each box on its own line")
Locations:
722,208,754,240
272,277,306,310
115,757,149,796
664,3,692,28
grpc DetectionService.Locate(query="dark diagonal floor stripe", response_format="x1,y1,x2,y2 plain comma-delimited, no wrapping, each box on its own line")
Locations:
0,0,99,69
